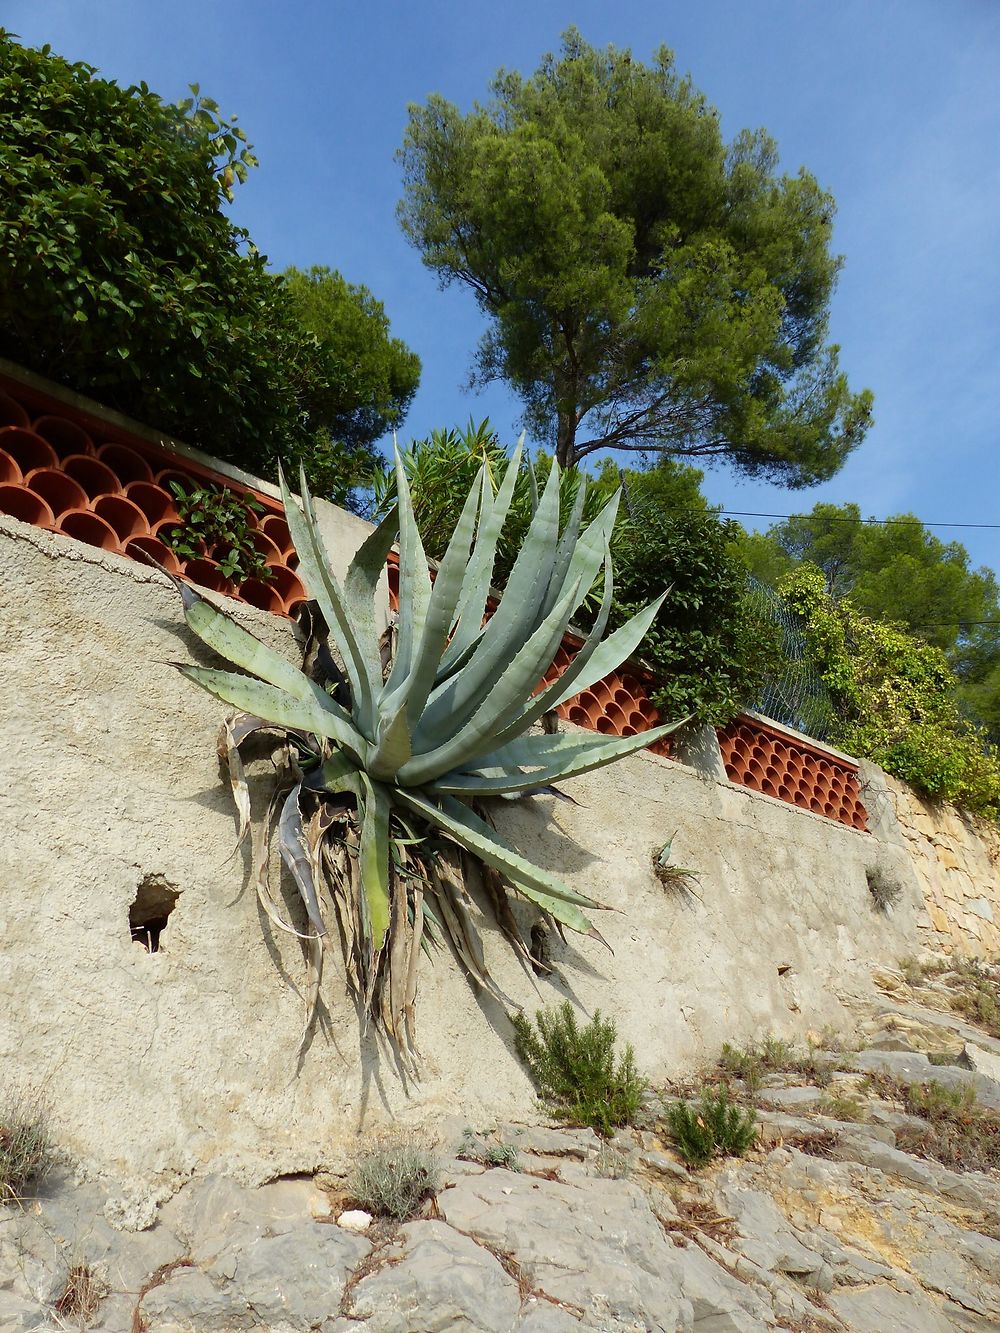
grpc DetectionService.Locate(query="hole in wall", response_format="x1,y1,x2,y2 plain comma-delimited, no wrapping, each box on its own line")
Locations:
130,874,180,952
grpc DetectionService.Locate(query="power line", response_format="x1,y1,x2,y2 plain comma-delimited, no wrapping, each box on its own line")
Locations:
714,509,1000,532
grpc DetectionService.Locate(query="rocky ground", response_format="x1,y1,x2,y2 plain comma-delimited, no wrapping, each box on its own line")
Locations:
3,961,1000,1332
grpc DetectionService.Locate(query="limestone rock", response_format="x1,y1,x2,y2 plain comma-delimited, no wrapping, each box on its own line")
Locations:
830,1283,957,1333
348,1221,521,1331
437,1166,691,1330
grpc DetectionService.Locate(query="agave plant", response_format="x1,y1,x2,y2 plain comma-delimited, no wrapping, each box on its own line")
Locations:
171,442,678,1060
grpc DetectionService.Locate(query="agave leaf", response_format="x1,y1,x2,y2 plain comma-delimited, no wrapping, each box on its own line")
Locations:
177,581,353,725
541,472,588,618
480,546,616,752
342,502,400,687
419,460,562,738
251,782,313,939
381,444,432,702
553,490,621,614
402,574,583,783
358,774,392,954
368,701,412,781
218,713,276,848
526,448,539,511
429,719,682,794
302,749,361,795
277,785,327,941
544,590,669,709
177,665,369,765
390,473,481,727
386,863,410,1052
395,790,604,939
428,854,508,1001
403,879,424,1052
279,466,379,737
438,438,524,675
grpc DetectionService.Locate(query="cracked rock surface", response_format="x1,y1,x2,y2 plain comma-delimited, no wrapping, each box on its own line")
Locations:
3,972,1000,1330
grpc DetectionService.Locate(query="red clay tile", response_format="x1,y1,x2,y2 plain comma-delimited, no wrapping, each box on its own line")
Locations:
0,392,29,428
57,508,120,551
124,535,182,575
23,467,89,519
96,442,154,485
237,577,285,614
32,415,94,458
0,483,56,526
61,454,121,500
93,494,150,541
0,448,22,486
0,427,59,474
181,557,235,597
124,481,179,527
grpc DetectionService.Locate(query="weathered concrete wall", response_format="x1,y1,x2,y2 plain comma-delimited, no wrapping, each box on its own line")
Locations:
877,772,1000,957
0,514,930,1193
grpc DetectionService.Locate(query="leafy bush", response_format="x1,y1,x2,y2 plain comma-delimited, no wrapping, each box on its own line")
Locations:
0,1089,53,1202
592,1142,634,1179
945,959,1000,1038
593,464,782,723
666,1086,758,1168
511,1001,646,1137
347,1137,442,1220
0,36,417,507
783,567,1000,818
716,1035,837,1095
457,1131,520,1171
868,1076,1000,1174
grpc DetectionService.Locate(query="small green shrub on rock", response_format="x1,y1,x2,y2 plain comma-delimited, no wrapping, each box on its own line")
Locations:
666,1086,758,1168
512,1002,646,1138
346,1137,442,1220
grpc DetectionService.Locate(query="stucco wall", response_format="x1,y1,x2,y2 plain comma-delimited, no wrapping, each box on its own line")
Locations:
0,513,933,1192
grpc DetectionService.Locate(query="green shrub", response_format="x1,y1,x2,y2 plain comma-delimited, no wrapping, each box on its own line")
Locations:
783,567,1000,819
717,1036,796,1095
457,1131,520,1171
346,1137,442,1220
0,1089,54,1203
946,960,1000,1038
511,1002,646,1138
666,1086,758,1168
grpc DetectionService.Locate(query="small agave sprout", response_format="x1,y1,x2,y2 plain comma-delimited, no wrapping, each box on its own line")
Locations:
170,442,680,1062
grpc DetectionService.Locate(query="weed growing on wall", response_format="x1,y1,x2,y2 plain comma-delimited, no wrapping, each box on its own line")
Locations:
866,865,903,914
163,482,272,584
0,1088,53,1202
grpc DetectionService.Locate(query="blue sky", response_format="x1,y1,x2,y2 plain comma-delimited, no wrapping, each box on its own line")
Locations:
8,0,1000,572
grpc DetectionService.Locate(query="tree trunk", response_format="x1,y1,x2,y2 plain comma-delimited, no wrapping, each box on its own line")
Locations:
555,409,577,470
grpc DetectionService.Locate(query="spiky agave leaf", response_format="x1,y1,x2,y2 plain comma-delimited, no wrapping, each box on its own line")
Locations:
174,444,676,1053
